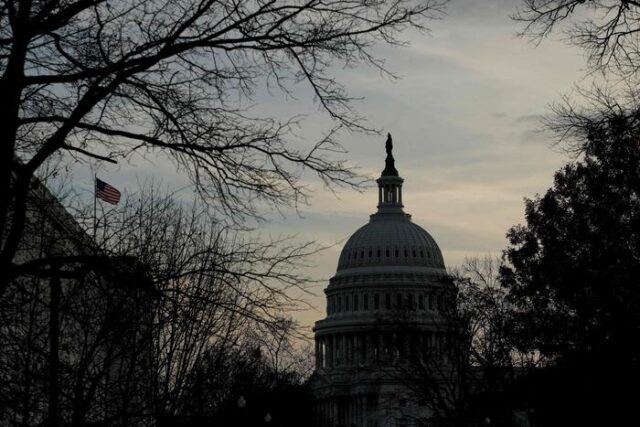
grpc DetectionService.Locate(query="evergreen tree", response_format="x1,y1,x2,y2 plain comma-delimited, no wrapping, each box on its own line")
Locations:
501,108,640,425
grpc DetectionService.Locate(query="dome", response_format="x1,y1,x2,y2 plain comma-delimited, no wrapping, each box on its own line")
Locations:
333,133,446,276
312,135,453,427
336,212,445,272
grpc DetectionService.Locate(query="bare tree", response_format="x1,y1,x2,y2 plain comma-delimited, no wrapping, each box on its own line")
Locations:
247,317,315,385
374,257,528,427
515,0,640,79
0,177,157,427
94,185,321,423
0,181,323,426
1,2,451,423
181,328,314,427
453,256,517,374
1,0,449,293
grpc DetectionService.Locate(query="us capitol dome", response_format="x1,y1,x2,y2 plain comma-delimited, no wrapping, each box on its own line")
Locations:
310,134,453,427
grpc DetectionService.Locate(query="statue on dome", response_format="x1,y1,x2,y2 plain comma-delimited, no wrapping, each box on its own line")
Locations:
386,133,393,155
382,132,398,177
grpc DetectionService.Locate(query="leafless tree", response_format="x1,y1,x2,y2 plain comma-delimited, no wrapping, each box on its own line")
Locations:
0,181,323,426
515,0,640,79
2,2,451,424
92,185,321,423
453,256,517,373
0,176,157,426
247,317,315,385
180,325,314,427
1,0,449,293
374,257,528,427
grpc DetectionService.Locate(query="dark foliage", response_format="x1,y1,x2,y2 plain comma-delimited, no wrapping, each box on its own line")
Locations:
501,107,640,425
171,345,313,427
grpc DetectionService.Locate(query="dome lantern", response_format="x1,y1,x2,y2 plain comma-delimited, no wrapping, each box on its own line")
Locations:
377,133,404,214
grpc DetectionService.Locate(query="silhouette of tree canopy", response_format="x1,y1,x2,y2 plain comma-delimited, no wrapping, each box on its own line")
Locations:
179,321,314,427
501,100,640,425
0,0,447,292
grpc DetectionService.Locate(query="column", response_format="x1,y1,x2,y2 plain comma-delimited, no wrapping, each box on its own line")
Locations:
343,333,348,366
351,396,356,427
365,333,372,365
350,333,355,366
331,334,336,367
392,332,398,362
345,333,349,366
325,336,330,368
404,333,411,362
329,399,334,426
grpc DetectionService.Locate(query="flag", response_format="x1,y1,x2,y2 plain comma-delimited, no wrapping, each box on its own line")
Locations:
95,177,121,205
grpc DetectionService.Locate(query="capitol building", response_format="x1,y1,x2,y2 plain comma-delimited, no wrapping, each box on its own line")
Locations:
310,135,455,427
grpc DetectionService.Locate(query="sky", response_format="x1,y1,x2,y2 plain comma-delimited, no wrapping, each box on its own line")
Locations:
74,0,589,331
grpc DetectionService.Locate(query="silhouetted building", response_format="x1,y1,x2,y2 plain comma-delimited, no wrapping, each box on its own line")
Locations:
1,177,155,425
310,136,453,427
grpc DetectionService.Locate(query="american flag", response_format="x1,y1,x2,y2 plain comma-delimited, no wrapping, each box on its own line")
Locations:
95,177,121,205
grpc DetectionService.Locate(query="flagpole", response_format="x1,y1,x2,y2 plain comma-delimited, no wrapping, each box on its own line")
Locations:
93,174,97,240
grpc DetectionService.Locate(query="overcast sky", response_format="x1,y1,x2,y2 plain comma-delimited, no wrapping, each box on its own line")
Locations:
78,0,589,330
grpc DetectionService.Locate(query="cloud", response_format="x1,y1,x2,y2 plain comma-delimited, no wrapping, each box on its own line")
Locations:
65,0,589,332
516,114,545,124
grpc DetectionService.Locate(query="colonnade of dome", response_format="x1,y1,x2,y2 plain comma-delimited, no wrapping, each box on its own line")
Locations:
314,329,447,370
325,287,445,316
